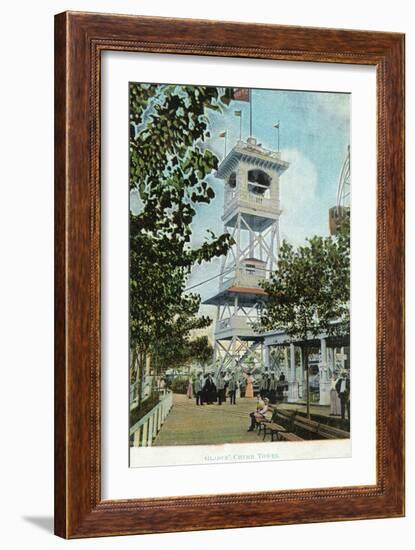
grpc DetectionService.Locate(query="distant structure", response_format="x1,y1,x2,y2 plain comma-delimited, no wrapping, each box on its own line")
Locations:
203,137,289,375
329,146,350,234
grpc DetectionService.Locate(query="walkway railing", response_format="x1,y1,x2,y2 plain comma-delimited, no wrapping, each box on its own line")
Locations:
130,381,138,410
129,390,173,447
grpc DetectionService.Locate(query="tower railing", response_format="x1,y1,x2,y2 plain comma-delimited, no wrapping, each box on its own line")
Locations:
223,191,280,220
215,315,260,339
219,266,267,292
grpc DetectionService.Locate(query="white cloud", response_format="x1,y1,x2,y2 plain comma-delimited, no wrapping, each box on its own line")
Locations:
279,148,327,245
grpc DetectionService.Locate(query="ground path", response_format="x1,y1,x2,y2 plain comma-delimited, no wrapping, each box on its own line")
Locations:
154,393,332,446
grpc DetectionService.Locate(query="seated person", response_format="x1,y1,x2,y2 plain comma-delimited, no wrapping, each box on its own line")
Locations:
248,398,269,431
256,394,265,410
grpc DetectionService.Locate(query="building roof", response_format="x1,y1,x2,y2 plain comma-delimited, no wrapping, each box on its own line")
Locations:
216,138,289,180
202,285,267,306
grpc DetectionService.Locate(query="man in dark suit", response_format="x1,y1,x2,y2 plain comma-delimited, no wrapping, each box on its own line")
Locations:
335,371,350,421
216,372,226,405
202,374,211,404
228,372,237,405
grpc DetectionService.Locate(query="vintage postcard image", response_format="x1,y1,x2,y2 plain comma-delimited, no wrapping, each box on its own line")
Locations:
128,83,351,467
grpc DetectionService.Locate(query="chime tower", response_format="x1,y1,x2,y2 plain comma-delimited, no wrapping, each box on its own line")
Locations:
203,137,289,375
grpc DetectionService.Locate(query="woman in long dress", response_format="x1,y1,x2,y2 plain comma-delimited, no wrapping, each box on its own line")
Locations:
186,378,193,399
245,373,254,399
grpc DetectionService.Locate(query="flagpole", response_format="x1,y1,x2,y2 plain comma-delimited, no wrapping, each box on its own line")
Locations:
277,120,280,152
234,110,242,141
219,131,227,158
249,89,253,137
274,121,280,152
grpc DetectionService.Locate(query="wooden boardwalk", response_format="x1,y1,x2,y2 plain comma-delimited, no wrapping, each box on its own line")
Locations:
154,393,260,446
153,393,334,446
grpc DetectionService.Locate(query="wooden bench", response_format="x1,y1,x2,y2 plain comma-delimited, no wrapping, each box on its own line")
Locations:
254,415,271,435
256,419,270,435
258,417,303,442
262,422,287,441
273,410,297,432
293,416,349,439
272,408,350,440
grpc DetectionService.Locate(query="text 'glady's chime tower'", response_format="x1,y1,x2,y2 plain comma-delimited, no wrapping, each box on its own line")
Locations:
203,137,289,375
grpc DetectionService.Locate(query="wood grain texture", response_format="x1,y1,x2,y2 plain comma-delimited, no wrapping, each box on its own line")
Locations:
54,11,405,539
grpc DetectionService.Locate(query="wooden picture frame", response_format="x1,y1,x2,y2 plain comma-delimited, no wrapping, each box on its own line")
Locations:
54,11,405,538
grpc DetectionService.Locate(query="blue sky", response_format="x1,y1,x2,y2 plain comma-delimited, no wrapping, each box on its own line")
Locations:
187,87,350,303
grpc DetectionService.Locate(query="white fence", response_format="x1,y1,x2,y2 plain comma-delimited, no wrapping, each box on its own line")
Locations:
129,390,173,447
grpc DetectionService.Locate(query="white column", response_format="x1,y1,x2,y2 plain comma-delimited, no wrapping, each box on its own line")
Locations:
328,347,335,386
264,344,270,371
298,347,304,398
319,338,331,405
249,229,254,257
287,344,299,402
331,347,337,374
284,347,289,380
258,234,263,262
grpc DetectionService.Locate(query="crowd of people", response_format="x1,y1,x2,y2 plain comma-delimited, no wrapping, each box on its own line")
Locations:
184,368,350,421
257,371,286,404
183,367,350,434
185,370,288,407
189,371,239,406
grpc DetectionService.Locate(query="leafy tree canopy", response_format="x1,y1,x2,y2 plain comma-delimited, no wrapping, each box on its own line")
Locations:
129,84,233,362
259,216,350,341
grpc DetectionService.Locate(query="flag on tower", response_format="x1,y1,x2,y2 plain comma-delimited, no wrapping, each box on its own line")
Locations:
274,122,280,129
218,131,227,138
231,88,250,102
234,110,242,117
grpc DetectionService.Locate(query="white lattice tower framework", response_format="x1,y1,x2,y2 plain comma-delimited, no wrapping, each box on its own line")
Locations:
203,137,289,377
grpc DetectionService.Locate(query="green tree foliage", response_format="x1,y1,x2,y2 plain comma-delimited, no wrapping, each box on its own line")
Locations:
129,83,233,406
151,336,213,391
259,217,350,416
188,336,214,371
